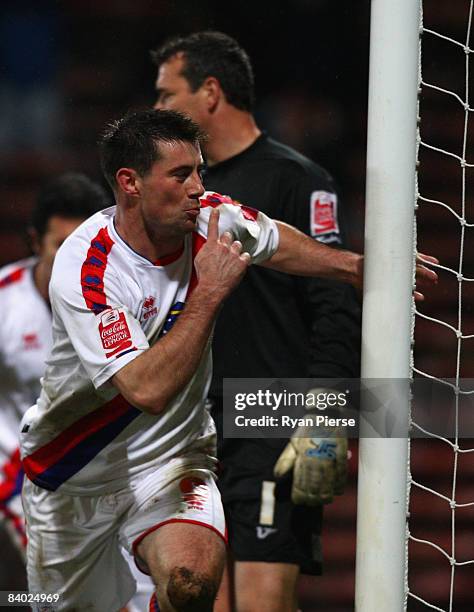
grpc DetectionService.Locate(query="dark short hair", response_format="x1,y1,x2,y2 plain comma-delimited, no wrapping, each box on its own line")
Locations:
99,108,204,189
151,31,255,112
32,172,107,237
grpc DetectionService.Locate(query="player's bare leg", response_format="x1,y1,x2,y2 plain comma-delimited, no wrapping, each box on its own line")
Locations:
213,552,234,612
137,522,226,612
233,561,299,612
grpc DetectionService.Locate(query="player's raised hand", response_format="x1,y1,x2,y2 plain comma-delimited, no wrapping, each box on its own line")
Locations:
206,205,220,242
194,208,251,302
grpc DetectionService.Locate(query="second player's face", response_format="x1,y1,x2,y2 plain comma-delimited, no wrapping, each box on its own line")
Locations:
138,140,205,241
154,53,208,128
35,216,85,281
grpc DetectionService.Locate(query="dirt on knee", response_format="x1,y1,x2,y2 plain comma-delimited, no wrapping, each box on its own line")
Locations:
167,566,217,612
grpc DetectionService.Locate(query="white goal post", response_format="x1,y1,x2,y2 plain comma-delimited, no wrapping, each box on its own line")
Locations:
355,0,421,610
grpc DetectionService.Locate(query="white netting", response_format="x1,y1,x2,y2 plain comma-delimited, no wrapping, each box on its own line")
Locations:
409,1,474,610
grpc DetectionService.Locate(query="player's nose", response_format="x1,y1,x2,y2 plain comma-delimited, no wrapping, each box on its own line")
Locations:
188,173,205,198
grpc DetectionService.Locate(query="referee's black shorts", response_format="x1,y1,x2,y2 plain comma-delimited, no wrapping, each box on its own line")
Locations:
209,397,324,575
224,481,323,575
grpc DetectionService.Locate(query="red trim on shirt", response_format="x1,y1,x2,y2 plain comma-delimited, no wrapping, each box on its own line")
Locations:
0,267,24,289
22,395,131,481
240,205,259,221
199,192,234,208
0,448,26,548
0,448,21,502
153,244,185,266
186,232,207,298
80,227,114,314
200,192,258,222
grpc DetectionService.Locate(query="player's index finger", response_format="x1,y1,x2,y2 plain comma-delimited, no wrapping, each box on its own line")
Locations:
207,208,220,241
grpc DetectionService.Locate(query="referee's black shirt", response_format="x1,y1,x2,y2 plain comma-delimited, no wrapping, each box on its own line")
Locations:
204,133,361,501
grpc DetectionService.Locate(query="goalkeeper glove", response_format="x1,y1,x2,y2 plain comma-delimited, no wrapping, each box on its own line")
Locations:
273,393,348,506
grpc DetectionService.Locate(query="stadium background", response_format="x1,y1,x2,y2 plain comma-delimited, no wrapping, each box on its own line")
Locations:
1,1,472,610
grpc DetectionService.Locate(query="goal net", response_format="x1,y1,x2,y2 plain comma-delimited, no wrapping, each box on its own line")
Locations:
408,1,474,610
355,1,474,610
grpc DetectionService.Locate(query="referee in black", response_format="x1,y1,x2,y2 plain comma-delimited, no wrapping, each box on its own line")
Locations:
152,31,360,612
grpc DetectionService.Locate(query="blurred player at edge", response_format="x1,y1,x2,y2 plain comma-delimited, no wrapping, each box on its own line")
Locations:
152,31,361,611
0,173,154,612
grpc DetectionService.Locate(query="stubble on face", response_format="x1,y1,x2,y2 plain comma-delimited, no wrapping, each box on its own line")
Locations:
138,140,204,253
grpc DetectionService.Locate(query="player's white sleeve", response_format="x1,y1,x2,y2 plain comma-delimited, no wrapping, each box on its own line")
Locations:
197,191,279,264
49,248,149,390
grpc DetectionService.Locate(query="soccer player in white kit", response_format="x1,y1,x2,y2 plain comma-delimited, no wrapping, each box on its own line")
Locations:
0,173,154,610
0,173,106,557
20,108,428,611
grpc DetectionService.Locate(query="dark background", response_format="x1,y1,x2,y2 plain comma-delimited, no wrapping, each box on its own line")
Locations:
1,1,473,610
0,0,369,263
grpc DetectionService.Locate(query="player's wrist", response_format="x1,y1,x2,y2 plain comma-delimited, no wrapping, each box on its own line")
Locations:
187,283,225,314
343,252,363,289
193,279,235,306
324,250,362,287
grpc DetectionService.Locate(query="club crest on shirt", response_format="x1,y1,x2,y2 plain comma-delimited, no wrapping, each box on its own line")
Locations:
140,295,158,322
98,308,132,358
310,191,340,244
22,332,41,350
179,477,207,511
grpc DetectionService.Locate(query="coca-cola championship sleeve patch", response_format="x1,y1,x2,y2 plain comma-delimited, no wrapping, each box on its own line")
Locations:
89,305,150,388
50,266,149,391
99,308,133,358
52,290,149,390
309,190,341,244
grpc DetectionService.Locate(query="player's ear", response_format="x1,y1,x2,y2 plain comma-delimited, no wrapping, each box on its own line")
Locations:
116,168,141,197
201,76,221,113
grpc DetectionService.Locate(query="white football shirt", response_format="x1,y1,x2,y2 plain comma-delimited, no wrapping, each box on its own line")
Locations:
0,257,52,531
0,258,52,464
20,192,279,495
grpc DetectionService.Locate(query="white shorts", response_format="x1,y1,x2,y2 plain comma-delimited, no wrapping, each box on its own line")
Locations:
23,460,226,612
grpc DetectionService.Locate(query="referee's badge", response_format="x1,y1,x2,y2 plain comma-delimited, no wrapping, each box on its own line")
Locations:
310,191,340,244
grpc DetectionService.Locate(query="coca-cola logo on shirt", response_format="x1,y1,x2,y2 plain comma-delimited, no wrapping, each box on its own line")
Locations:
101,320,128,343
98,309,132,358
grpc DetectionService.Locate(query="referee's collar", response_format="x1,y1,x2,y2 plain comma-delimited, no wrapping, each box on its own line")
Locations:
205,132,267,173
